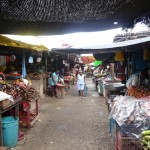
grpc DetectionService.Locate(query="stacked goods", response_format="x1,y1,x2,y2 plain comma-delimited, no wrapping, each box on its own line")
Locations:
110,96,150,137
94,73,106,78
8,73,21,76
116,130,143,150
128,86,150,99
20,86,40,102
141,130,150,150
27,73,47,79
0,80,20,100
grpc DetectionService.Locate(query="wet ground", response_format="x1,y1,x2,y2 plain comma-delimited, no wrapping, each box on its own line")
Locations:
15,78,115,150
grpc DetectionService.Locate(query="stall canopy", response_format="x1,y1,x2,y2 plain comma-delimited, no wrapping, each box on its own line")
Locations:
81,56,96,64
52,36,150,54
0,0,149,35
0,35,48,51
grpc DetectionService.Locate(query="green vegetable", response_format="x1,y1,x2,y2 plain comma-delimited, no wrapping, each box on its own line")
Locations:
142,140,148,146
144,136,150,141
142,130,150,136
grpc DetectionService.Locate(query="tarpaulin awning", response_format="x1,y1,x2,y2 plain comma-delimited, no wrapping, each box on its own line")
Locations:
0,35,48,51
81,56,96,64
52,36,150,54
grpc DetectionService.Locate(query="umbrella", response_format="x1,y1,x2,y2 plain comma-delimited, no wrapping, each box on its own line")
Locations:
94,60,102,67
81,56,96,64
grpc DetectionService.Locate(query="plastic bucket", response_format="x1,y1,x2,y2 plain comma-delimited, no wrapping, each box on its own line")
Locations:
2,116,19,148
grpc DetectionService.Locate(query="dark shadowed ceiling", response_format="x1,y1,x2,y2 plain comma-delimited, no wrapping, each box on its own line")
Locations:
0,0,150,35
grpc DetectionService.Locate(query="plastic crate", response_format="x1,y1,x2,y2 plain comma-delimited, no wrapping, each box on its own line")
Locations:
116,123,144,137
116,131,143,150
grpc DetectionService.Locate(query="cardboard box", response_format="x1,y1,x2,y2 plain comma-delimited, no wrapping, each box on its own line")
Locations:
0,99,10,108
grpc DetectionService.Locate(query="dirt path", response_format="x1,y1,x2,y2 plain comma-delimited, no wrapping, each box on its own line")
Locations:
15,78,115,150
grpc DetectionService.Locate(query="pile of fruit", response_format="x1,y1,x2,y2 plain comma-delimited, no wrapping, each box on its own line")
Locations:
128,86,150,99
141,130,150,150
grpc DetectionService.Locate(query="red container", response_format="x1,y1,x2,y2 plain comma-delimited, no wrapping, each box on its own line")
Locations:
56,84,65,88
116,131,142,150
64,76,72,81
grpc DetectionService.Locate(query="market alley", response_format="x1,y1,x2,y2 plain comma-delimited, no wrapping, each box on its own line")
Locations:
15,78,114,150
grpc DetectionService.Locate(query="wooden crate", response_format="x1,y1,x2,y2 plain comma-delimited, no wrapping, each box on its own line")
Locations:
116,131,143,150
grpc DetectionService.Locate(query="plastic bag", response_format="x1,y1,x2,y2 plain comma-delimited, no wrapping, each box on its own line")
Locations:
0,91,14,102
84,85,88,96
109,96,150,138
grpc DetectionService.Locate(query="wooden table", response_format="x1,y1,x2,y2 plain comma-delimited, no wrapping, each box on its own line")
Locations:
0,99,22,146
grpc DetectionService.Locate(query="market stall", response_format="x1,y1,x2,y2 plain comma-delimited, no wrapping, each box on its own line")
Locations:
108,66,150,150
110,95,150,150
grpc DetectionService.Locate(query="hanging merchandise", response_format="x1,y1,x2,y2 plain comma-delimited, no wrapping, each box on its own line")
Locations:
28,56,33,63
143,48,149,61
36,57,42,63
114,51,125,61
10,55,16,62
51,58,54,62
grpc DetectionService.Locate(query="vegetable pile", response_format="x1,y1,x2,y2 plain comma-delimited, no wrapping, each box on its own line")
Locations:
142,130,150,150
128,86,150,99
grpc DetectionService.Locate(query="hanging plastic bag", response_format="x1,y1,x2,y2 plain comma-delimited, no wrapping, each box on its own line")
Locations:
84,85,88,96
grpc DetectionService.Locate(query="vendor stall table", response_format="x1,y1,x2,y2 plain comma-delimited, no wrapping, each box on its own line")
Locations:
19,99,38,128
0,99,22,146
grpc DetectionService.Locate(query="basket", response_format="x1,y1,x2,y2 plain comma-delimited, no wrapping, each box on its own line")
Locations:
116,122,145,137
64,76,72,80
116,131,143,150
56,84,65,88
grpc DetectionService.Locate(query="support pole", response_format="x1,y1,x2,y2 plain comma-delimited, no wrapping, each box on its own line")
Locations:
22,50,26,78
45,55,47,72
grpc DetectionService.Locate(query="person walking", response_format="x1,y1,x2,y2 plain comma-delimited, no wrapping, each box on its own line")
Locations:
77,70,85,98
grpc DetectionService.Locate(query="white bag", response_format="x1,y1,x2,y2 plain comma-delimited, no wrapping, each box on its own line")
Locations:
0,91,14,102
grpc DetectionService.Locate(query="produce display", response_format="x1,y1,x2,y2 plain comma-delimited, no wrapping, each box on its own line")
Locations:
128,86,150,99
141,130,150,150
94,73,106,78
27,73,47,79
0,80,20,100
110,96,150,137
20,86,40,102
